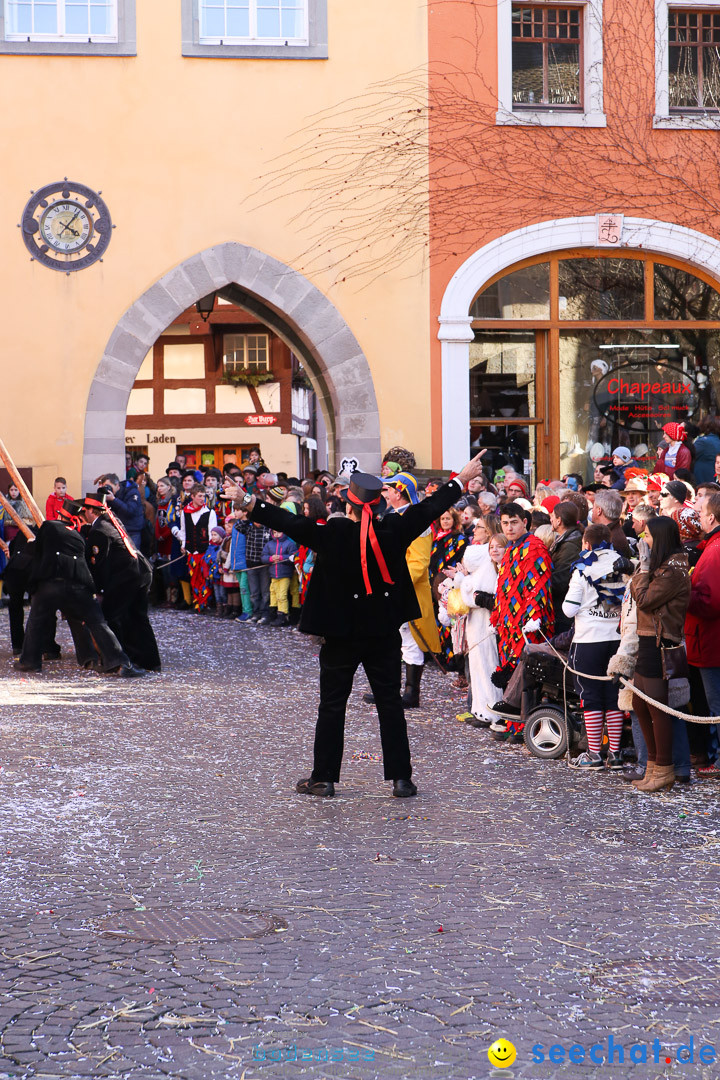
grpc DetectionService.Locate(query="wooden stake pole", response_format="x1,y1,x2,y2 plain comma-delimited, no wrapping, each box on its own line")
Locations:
0,439,44,527
0,491,34,541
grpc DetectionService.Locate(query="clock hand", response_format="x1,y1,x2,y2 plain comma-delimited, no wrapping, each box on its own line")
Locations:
58,211,81,236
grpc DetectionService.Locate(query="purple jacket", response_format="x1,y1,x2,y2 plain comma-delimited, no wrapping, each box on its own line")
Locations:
261,535,298,578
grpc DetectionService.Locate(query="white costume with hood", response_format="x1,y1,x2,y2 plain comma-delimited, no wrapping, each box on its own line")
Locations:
454,544,499,722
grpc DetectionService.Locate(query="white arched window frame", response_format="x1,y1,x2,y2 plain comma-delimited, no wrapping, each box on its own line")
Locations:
437,216,720,468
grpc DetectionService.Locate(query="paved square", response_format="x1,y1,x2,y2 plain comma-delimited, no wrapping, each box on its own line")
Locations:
1,611,719,1079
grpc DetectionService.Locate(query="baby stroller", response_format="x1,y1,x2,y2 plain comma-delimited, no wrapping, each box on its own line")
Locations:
520,642,633,761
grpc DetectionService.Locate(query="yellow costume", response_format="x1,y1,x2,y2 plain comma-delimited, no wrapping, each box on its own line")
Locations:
401,520,441,654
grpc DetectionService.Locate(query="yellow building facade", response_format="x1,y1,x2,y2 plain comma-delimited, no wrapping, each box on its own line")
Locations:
0,0,430,497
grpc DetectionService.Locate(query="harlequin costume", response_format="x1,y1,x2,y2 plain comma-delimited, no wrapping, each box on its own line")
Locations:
171,503,217,611
491,531,554,730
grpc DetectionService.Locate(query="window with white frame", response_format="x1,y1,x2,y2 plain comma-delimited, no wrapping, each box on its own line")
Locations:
5,0,117,39
497,0,605,127
512,5,583,108
669,7,720,109
199,0,307,43
655,1,720,126
223,333,270,374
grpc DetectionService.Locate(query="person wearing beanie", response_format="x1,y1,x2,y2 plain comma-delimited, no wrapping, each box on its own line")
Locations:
654,422,692,480
260,528,300,628
225,450,489,798
204,525,229,615
660,481,702,545
610,446,634,490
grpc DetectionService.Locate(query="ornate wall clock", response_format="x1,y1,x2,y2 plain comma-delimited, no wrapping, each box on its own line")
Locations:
20,180,113,272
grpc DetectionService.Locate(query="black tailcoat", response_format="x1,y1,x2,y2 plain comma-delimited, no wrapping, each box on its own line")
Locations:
250,479,463,638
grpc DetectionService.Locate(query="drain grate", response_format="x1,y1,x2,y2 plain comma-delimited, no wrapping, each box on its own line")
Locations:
592,960,720,1005
89,908,286,943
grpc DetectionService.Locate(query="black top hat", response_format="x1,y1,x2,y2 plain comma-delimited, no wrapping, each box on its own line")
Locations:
80,491,109,510
347,472,386,514
58,498,84,519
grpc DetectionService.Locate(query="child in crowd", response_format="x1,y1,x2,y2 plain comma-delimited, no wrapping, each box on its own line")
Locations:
260,528,299,628
220,529,241,618
562,523,628,770
225,510,253,621
204,526,227,615
45,477,72,521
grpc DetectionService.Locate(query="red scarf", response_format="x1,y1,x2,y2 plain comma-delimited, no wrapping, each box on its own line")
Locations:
347,492,394,595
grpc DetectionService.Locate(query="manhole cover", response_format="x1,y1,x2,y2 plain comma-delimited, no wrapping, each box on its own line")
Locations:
592,960,720,1004
89,908,286,943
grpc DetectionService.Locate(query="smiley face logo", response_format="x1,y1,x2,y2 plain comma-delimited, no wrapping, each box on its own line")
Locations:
488,1039,517,1068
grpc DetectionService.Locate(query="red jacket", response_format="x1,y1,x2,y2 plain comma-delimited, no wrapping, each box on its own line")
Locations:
686,528,720,667
653,444,692,480
45,491,72,521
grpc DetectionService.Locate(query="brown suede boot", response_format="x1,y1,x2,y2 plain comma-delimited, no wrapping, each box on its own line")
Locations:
640,764,675,793
632,761,655,789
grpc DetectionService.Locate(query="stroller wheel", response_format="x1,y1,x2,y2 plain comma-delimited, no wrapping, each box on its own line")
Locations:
523,705,568,760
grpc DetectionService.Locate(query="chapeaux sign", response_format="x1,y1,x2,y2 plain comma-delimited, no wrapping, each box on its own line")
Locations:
593,361,699,432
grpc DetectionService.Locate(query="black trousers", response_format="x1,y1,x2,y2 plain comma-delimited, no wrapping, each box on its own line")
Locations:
313,631,412,783
20,580,129,672
102,583,161,671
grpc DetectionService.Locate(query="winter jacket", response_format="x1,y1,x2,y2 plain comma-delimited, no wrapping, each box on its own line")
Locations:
203,541,224,582
45,491,73,521
561,545,624,643
686,527,720,666
630,552,691,644
654,443,692,481
549,527,583,633
110,480,145,545
227,524,248,571
691,433,720,483
261,535,298,579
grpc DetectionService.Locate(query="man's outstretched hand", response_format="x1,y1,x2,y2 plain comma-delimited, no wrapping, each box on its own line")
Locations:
455,449,487,489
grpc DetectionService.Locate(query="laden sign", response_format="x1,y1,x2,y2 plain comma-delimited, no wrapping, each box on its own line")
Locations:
593,361,699,434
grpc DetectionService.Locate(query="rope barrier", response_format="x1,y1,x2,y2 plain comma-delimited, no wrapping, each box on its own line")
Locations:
533,629,720,726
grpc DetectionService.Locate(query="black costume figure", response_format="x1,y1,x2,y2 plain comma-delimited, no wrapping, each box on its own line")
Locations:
84,500,160,671
249,473,464,796
18,516,132,674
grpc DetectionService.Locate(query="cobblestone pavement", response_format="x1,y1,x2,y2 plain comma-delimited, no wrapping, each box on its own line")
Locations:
1,610,720,1080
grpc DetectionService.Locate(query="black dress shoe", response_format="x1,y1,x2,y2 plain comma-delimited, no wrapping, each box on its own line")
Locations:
14,661,40,673
115,664,146,678
392,779,417,798
296,777,335,797
362,692,375,704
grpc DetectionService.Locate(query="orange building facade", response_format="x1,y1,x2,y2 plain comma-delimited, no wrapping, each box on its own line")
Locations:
430,0,720,484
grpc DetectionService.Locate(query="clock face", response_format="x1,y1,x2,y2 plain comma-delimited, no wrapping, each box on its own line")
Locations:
40,201,94,253
21,181,112,271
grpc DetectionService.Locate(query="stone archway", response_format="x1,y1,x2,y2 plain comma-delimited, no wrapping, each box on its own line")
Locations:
82,242,380,490
437,215,720,467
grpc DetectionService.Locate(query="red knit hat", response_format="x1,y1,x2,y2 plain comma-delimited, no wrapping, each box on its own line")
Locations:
663,422,687,442
541,495,561,514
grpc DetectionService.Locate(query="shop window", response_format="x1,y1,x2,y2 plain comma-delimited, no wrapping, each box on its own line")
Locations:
558,258,645,320
511,4,582,108
471,263,550,319
669,8,720,110
182,0,327,58
223,333,270,374
1,0,135,52
654,263,720,319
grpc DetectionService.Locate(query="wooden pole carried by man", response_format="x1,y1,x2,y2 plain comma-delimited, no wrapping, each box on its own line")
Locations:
0,439,44,527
